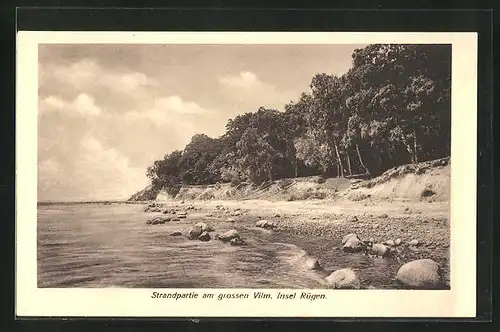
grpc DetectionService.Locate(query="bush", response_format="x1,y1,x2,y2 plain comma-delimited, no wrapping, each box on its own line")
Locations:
421,187,436,198
230,178,242,187
165,185,181,198
279,178,294,189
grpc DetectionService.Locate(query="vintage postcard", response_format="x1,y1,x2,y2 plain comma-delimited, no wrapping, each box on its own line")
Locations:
16,31,477,317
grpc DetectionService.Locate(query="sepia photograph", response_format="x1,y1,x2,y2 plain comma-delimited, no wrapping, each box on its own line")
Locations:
16,31,478,317
37,42,451,290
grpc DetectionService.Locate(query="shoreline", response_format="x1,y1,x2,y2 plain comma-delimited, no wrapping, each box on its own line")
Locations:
145,197,451,288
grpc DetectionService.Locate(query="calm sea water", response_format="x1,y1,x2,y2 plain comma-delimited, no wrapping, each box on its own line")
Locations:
37,203,401,288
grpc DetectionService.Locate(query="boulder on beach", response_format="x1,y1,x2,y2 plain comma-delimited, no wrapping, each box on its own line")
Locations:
341,233,359,245
178,211,188,216
370,243,390,257
396,259,441,288
325,268,360,289
342,234,366,253
232,211,242,217
198,231,211,242
187,225,203,240
230,238,245,246
255,220,277,229
226,218,236,223
146,217,170,225
170,231,183,236
218,229,240,242
395,238,402,246
193,222,214,233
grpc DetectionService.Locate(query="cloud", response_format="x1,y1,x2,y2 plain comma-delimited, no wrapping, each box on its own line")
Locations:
52,59,159,93
38,135,149,201
218,71,259,88
218,71,296,111
41,59,159,114
38,158,62,175
40,93,102,117
124,96,214,126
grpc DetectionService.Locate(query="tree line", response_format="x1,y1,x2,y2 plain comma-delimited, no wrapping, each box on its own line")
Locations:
146,44,451,194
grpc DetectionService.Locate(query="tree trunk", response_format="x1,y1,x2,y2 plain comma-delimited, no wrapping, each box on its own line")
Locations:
294,157,298,178
413,129,419,164
333,141,344,177
346,150,352,176
356,144,370,175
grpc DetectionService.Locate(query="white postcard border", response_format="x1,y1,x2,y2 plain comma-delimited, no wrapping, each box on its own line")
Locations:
16,31,477,317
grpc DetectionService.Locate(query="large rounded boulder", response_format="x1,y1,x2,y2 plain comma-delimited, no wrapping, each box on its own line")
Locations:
193,222,214,233
217,229,240,242
325,268,360,289
187,225,203,240
396,259,441,288
342,234,366,253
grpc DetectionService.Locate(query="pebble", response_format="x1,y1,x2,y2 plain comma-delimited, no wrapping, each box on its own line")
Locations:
409,239,420,246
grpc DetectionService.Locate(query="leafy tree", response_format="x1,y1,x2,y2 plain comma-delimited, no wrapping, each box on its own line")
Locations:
143,44,451,193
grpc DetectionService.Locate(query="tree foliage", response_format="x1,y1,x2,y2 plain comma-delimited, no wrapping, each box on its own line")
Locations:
146,44,451,192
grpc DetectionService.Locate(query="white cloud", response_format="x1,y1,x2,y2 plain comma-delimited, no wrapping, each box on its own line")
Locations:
218,71,259,88
124,96,213,126
155,96,213,115
218,71,295,111
73,94,102,116
38,158,62,175
51,59,158,95
37,135,150,201
40,93,102,117
77,136,149,200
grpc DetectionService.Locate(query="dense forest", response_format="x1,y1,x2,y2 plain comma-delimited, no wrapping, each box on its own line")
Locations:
145,44,451,196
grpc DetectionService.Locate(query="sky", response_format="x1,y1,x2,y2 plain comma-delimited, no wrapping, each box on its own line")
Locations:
38,43,367,201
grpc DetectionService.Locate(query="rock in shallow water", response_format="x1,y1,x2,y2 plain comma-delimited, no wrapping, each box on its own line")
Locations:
170,231,183,236
217,229,240,242
341,233,359,245
187,225,203,240
370,243,390,257
198,231,211,242
193,222,214,233
230,238,245,246
325,268,360,289
147,217,170,225
396,259,441,288
342,235,366,253
304,257,322,271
